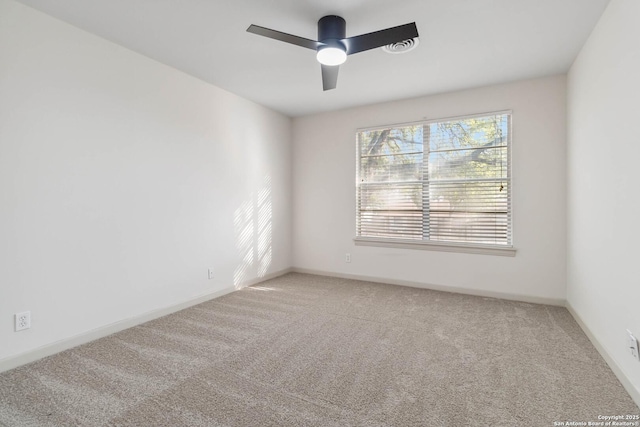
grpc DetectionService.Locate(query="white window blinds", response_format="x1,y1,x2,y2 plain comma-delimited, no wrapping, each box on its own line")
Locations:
356,112,512,247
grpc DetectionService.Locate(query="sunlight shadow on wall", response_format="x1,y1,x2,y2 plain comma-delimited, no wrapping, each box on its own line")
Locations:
233,175,272,289
256,175,272,278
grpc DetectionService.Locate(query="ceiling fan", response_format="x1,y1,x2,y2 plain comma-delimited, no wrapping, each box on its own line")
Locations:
247,16,419,91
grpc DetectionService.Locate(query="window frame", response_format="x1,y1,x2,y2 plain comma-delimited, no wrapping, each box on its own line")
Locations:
354,110,516,257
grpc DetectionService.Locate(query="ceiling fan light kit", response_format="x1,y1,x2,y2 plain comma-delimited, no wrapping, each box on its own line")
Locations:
316,47,347,66
247,15,419,91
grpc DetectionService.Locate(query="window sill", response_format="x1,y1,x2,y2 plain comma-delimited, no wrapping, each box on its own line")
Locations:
353,237,517,257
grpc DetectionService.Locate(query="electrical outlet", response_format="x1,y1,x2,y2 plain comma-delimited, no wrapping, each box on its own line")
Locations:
627,330,639,361
208,268,214,280
345,253,351,263
15,311,31,332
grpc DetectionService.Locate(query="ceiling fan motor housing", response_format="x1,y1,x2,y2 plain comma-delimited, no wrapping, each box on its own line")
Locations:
318,15,346,50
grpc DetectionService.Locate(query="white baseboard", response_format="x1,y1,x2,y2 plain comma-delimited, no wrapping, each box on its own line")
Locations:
566,303,640,408
0,268,292,374
237,267,293,289
291,267,566,306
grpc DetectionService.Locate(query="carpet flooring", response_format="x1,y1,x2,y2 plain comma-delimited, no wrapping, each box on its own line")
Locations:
0,273,637,426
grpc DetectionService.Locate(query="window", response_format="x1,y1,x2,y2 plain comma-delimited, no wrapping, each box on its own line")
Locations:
355,112,513,255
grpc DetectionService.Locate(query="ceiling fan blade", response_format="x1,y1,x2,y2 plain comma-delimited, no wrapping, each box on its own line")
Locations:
321,65,339,91
343,22,419,55
247,25,321,50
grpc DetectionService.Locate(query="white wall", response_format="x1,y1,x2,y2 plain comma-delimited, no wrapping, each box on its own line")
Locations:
0,0,291,362
292,76,567,302
567,0,640,401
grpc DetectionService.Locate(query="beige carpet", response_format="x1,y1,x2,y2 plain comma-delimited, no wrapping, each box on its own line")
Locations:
0,273,637,426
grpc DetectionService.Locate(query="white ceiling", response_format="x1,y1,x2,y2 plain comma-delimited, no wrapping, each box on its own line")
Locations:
16,0,609,117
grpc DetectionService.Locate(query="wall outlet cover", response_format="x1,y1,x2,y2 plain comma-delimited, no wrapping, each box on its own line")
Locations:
15,311,31,332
